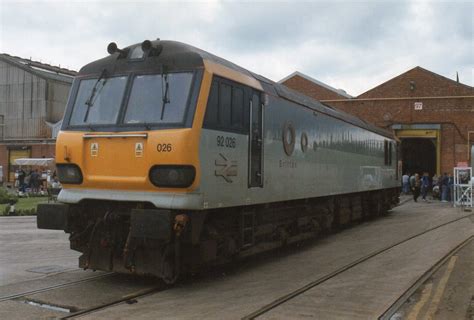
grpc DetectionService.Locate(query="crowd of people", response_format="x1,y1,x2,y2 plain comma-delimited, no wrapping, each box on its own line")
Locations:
401,172,455,202
15,168,61,196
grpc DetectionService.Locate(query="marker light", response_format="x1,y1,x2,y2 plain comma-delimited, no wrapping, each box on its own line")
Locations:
57,164,83,184
149,165,195,188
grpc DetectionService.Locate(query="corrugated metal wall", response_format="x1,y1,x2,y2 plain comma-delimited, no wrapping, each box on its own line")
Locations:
47,81,71,122
0,60,71,139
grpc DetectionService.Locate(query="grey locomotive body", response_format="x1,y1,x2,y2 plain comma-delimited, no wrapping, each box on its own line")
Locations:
198,76,399,210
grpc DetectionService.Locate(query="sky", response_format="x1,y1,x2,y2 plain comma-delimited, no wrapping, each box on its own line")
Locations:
0,0,472,96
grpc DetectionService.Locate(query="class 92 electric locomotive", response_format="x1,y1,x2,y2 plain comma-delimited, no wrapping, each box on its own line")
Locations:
38,39,400,283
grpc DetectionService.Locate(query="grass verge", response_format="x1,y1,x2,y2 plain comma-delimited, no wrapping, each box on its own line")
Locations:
0,197,48,216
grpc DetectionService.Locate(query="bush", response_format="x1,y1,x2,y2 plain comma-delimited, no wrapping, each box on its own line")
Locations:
1,205,38,216
0,188,18,205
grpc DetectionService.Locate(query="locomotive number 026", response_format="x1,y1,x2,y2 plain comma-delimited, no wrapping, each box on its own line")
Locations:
217,135,236,148
157,143,172,152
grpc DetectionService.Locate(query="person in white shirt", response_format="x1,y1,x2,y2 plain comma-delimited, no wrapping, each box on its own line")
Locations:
402,172,410,194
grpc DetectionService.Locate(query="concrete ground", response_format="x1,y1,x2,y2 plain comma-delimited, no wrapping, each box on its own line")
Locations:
0,216,79,286
0,200,472,319
395,228,474,320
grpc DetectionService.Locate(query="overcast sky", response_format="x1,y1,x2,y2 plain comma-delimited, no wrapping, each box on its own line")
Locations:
0,0,472,96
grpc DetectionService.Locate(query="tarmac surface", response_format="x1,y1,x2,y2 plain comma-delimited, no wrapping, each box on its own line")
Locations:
0,216,79,286
0,198,472,319
394,216,474,320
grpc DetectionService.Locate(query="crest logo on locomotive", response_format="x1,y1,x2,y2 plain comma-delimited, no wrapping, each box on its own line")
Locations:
215,153,237,183
282,121,295,156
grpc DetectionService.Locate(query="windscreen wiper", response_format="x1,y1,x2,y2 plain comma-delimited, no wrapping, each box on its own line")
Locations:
83,69,108,122
160,67,170,120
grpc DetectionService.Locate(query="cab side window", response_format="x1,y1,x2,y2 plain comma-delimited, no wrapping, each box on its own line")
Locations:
231,87,244,129
203,77,249,133
204,81,219,126
219,82,232,128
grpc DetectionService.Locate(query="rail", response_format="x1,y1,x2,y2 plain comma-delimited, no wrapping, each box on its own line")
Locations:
241,213,474,319
379,235,474,319
0,272,113,303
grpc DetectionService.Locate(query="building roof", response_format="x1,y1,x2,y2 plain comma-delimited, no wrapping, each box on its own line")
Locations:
357,66,473,99
0,53,77,83
278,71,353,99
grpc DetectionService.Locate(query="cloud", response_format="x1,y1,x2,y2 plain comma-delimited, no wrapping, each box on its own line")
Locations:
0,0,472,95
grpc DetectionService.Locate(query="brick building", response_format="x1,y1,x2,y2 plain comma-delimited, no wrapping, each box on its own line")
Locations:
281,67,474,176
0,54,76,183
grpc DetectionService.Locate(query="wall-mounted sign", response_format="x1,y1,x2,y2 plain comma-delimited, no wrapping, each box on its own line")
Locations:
414,102,423,110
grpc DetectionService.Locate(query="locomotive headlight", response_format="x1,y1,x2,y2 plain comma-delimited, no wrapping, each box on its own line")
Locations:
56,164,83,184
149,165,196,188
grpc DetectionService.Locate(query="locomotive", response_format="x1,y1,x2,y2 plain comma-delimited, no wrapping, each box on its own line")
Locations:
38,40,400,283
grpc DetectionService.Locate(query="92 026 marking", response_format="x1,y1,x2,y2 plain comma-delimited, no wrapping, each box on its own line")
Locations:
217,136,236,148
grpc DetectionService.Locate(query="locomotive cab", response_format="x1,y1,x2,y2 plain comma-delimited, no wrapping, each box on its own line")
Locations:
38,40,266,283
38,40,216,282
56,44,204,196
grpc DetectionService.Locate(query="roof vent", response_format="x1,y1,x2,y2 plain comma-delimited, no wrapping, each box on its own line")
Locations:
141,40,163,57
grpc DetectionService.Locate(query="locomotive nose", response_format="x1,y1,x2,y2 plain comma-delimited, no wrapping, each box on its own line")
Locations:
82,133,149,189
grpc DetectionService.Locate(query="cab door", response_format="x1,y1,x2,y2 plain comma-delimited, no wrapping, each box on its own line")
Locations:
248,91,263,187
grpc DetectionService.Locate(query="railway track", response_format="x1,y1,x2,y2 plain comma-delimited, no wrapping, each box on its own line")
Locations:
379,235,474,320
60,284,166,319
5,212,472,319
241,213,474,319
0,272,113,303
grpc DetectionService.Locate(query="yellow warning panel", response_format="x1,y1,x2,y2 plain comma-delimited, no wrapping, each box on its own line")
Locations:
90,143,99,157
135,142,143,157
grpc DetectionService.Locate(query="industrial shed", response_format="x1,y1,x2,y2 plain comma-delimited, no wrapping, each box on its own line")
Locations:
0,54,76,183
281,67,474,176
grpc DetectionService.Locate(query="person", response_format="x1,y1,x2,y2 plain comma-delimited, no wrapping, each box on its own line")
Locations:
30,169,40,194
24,171,31,191
431,174,439,199
421,172,430,201
17,169,26,192
51,177,61,189
447,173,454,202
402,172,410,194
440,172,449,202
413,173,421,202
409,173,416,191
432,174,439,189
